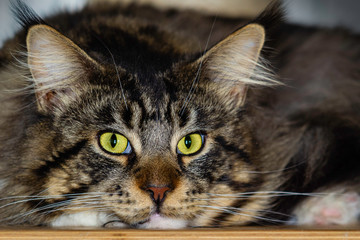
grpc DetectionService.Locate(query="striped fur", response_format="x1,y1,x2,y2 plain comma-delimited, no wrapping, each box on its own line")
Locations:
0,1,359,228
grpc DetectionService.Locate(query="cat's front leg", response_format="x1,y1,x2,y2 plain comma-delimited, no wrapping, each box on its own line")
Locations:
291,186,360,226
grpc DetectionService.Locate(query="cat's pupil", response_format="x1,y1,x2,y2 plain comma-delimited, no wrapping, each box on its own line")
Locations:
110,134,117,148
184,135,192,149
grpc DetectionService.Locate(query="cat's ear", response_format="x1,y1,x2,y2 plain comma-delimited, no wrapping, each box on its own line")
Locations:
26,24,101,113
200,23,267,107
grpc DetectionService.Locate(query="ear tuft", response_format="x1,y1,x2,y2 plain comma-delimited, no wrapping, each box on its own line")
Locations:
205,24,266,83
11,0,45,30
200,23,278,107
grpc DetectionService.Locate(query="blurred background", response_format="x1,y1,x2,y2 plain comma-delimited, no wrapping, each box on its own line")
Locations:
1,0,360,47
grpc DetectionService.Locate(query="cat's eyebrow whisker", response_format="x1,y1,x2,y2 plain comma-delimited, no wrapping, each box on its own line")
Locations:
94,36,128,110
180,16,217,116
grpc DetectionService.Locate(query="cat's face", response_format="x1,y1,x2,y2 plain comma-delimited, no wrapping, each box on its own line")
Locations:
15,22,273,228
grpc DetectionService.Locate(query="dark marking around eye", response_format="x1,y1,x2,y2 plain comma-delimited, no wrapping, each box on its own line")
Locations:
177,155,185,172
165,99,173,123
126,152,138,170
179,108,190,128
137,98,148,127
96,104,116,124
121,106,133,129
175,169,182,176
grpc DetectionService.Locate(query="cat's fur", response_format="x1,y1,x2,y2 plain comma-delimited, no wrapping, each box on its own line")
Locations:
0,1,359,228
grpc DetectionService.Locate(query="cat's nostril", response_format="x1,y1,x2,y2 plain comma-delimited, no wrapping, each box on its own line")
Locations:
146,186,171,204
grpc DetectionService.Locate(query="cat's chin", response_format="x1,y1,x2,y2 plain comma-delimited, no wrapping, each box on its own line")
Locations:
135,213,188,229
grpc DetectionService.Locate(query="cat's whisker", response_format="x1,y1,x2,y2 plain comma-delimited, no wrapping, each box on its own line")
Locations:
1,0,358,229
2,194,111,223
205,191,326,197
0,200,72,223
42,205,110,215
0,191,106,201
199,206,288,224
218,205,292,218
94,35,128,110
34,200,117,220
0,192,107,211
0,196,60,211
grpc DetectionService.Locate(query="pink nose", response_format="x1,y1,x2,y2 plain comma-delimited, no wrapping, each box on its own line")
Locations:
146,186,171,203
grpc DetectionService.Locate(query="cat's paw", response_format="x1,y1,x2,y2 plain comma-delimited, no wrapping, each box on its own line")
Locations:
292,190,360,226
50,211,126,228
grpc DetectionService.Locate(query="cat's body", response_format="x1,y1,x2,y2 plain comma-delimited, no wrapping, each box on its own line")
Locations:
0,1,359,228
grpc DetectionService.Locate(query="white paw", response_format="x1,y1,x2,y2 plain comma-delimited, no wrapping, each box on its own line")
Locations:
50,211,125,228
292,190,360,226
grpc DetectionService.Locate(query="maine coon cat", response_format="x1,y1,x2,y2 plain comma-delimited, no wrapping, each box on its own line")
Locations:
0,0,359,228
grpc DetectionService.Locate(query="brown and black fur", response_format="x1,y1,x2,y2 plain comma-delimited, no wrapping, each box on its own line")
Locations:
0,1,359,227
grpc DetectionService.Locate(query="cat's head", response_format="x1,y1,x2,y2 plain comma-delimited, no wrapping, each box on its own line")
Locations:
8,2,279,228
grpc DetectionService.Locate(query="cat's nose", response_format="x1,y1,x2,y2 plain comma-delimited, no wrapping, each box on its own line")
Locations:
146,185,171,204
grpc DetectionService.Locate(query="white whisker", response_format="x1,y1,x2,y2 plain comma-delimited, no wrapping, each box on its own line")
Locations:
199,205,288,224
205,191,326,197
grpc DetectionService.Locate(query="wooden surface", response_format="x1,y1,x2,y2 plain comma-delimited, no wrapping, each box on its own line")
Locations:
0,228,360,240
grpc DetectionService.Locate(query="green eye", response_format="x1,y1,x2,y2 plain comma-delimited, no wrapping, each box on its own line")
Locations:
177,133,204,155
99,132,131,155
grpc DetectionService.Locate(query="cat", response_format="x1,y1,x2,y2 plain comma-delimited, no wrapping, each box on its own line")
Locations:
0,0,359,229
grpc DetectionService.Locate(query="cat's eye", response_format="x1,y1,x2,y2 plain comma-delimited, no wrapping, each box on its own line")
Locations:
177,133,204,155
99,132,131,155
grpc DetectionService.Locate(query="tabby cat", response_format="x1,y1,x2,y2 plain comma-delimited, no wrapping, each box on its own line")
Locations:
0,0,359,228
